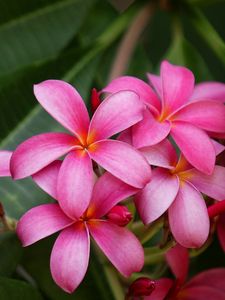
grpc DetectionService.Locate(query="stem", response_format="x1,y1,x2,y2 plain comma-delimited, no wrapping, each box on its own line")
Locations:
108,1,155,81
208,200,225,218
140,217,164,245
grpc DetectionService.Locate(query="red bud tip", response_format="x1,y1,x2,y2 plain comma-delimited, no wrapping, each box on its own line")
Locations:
128,277,156,298
106,205,132,227
91,88,101,114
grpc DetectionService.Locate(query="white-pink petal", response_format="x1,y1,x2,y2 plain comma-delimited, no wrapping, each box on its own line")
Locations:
171,121,215,175
34,80,90,140
132,109,171,148
16,203,73,246
89,220,144,277
10,133,77,179
57,150,94,219
161,60,194,114
135,168,179,224
32,160,62,199
88,172,138,218
169,182,210,248
50,222,90,293
89,139,151,188
0,151,12,177
88,91,144,142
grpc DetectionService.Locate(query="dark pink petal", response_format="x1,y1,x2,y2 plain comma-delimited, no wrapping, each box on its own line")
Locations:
172,101,225,133
32,160,62,199
178,286,225,300
0,151,12,177
171,121,215,175
166,244,189,284
185,268,225,292
135,168,179,224
132,109,171,148
89,140,151,188
34,80,90,140
161,60,194,114
102,76,161,112
140,139,177,169
147,73,162,98
57,150,94,219
218,213,225,252
145,278,173,300
190,82,225,103
16,204,73,246
89,220,144,277
117,128,133,145
50,222,90,293
169,182,210,248
10,133,77,179
88,91,144,142
87,172,138,218
186,166,225,201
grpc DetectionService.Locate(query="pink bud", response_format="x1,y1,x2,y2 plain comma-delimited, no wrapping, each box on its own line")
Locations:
106,205,132,227
127,277,156,298
91,88,101,114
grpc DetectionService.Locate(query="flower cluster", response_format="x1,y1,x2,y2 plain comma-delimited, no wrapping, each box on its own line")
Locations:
0,60,225,297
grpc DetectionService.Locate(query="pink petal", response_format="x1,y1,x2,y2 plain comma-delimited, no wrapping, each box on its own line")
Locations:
0,151,12,177
145,278,173,300
132,109,171,148
211,140,225,156
89,220,144,277
161,60,194,115
140,139,177,169
16,203,73,246
135,168,179,224
185,268,225,292
171,121,215,175
88,91,144,142
147,73,162,99
166,244,189,284
178,286,225,300
34,80,90,140
190,82,225,103
169,182,210,248
218,213,225,252
57,150,94,219
10,133,77,179
117,128,133,145
32,160,62,199
87,172,138,218
186,166,225,201
102,76,161,112
172,101,225,133
89,140,151,188
50,222,90,293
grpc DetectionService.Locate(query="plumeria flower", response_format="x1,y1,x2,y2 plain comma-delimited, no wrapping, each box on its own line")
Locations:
103,60,225,174
129,245,225,300
10,80,151,218
135,139,225,248
17,160,144,293
0,151,12,177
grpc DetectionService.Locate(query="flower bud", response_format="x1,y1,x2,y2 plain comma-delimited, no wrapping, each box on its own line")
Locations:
91,88,101,113
127,277,156,298
106,205,132,226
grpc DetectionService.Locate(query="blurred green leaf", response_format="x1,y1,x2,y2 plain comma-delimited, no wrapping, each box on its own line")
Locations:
0,232,23,276
0,277,43,300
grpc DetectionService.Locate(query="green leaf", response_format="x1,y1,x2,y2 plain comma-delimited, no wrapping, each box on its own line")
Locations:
0,277,43,300
165,34,212,81
0,232,23,276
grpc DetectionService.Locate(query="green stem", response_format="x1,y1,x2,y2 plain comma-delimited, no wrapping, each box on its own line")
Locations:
140,218,164,244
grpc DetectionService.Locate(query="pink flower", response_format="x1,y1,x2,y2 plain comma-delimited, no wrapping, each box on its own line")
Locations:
135,139,225,248
103,60,225,174
137,245,225,300
10,80,151,218
0,151,12,177
16,160,144,293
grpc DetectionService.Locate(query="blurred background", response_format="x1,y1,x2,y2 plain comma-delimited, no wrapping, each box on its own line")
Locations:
0,0,224,299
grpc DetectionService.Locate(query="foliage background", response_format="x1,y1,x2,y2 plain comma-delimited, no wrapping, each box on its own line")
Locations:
0,0,224,298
